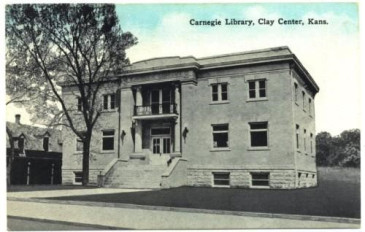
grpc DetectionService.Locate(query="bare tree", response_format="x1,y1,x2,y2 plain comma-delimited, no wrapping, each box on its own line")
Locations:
6,4,137,185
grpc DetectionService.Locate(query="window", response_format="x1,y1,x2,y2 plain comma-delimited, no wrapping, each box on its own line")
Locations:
18,137,25,153
248,80,266,100
308,98,312,115
211,83,228,102
251,172,270,187
296,124,300,150
74,171,83,184
302,91,306,111
103,94,116,110
76,138,83,152
213,172,230,186
294,83,298,103
43,137,49,152
212,124,229,148
77,97,82,111
303,129,307,152
102,130,115,151
298,172,302,178
310,133,313,153
249,122,268,147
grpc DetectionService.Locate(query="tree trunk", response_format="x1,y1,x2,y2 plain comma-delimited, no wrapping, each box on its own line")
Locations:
82,137,91,186
6,127,15,186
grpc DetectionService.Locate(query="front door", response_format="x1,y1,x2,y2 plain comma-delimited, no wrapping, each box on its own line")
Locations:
152,137,171,154
151,127,171,154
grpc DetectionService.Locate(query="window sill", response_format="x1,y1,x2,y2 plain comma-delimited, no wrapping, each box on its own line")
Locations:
250,185,270,189
212,184,231,188
101,109,118,113
101,150,115,154
247,147,269,151
246,98,268,102
210,101,230,105
210,148,231,152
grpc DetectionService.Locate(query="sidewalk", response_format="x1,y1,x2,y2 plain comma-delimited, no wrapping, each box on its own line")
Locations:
7,188,360,230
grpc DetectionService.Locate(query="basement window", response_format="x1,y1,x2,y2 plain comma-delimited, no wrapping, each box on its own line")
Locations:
74,172,83,184
213,172,230,187
251,172,270,187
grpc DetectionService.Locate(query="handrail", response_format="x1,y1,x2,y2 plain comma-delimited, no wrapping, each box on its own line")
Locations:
134,103,177,116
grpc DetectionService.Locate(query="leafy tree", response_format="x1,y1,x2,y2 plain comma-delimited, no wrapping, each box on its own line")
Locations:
6,4,137,185
316,131,332,166
316,129,360,167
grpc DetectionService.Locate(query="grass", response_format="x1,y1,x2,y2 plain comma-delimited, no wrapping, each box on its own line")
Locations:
43,167,360,219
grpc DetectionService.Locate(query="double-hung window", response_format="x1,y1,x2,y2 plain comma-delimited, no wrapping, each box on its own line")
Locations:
249,122,268,148
248,80,266,100
77,97,82,111
251,172,270,187
303,129,307,152
103,94,116,110
294,83,298,103
296,125,300,150
212,124,229,148
302,91,306,111
76,138,83,152
211,83,228,102
102,130,115,151
310,133,314,154
308,98,312,115
43,136,49,152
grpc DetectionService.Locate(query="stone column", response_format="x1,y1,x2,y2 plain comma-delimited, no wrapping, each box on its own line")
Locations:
174,84,181,153
136,86,142,106
134,120,142,153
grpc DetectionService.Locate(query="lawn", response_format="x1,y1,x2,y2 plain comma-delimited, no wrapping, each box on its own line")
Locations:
45,167,360,218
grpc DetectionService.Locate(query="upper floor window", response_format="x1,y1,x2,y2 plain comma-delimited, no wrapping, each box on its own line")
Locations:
302,91,306,111
43,136,49,152
102,130,115,151
296,124,300,150
249,122,268,147
212,124,229,148
103,94,116,110
308,98,312,115
18,137,25,153
303,129,307,152
248,80,266,100
310,133,314,153
211,83,228,102
76,138,83,152
77,97,82,111
294,83,298,103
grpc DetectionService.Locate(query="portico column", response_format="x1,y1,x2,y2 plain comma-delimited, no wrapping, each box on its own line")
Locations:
174,84,181,153
136,86,142,106
134,120,142,153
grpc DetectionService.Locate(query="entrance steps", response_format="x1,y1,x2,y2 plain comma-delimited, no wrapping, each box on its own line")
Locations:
104,160,167,189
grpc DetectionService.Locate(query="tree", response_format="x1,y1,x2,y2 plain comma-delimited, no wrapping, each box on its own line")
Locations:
6,4,138,185
316,129,360,167
6,45,58,185
315,131,332,166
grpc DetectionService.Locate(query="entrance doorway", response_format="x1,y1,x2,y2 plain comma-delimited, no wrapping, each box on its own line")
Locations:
151,127,171,154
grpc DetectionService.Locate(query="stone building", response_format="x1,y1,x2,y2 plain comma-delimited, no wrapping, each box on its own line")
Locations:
61,46,319,189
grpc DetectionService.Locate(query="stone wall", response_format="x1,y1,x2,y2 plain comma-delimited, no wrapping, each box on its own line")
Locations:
187,168,298,189
62,168,103,185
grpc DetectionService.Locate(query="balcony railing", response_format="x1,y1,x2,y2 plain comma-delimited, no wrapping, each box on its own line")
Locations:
134,103,177,116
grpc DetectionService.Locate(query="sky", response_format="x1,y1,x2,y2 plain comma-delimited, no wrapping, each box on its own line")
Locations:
5,2,361,136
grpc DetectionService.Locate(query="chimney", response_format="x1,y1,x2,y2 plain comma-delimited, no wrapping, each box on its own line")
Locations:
15,114,21,124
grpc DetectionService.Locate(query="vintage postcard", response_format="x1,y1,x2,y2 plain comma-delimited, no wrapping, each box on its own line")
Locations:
4,1,361,231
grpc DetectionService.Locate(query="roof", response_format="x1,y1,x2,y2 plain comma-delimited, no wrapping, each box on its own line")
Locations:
122,46,319,94
6,122,62,152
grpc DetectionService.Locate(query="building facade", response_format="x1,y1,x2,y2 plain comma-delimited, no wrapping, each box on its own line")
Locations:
7,114,62,185
62,46,319,189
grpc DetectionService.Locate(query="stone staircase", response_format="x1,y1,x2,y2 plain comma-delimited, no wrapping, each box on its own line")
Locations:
104,160,167,189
